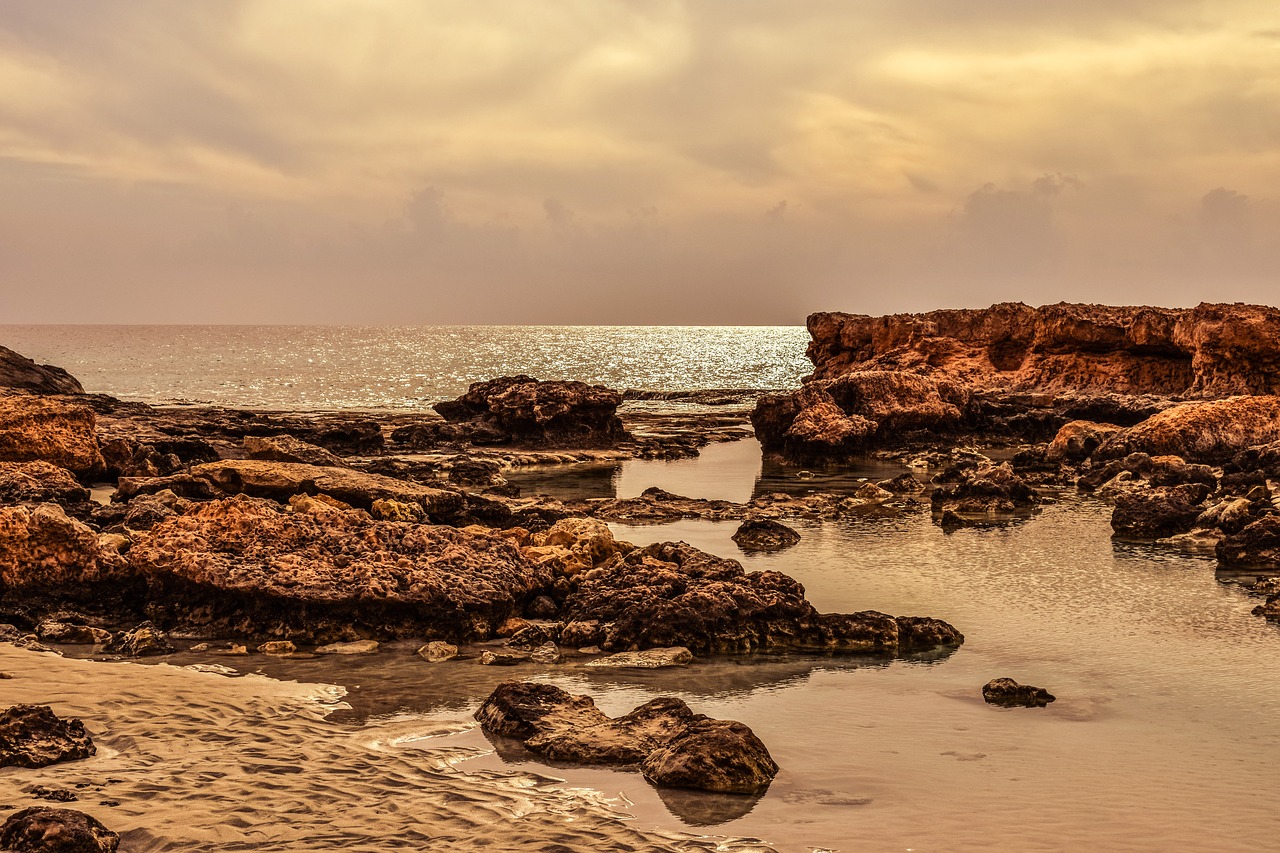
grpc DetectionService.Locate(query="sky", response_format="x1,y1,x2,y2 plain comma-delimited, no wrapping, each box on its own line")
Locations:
1,0,1278,324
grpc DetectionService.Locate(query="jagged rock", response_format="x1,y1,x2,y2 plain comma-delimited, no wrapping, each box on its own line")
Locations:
190,459,463,518
370,498,425,522
35,622,111,645
103,622,174,657
1097,397,1280,463
128,496,551,642
243,434,351,468
522,517,627,576
0,705,95,769
119,492,188,531
315,639,379,655
930,463,1038,516
0,504,135,613
1196,498,1260,534
29,785,77,803
585,647,693,669
113,474,219,503
256,640,297,655
641,718,778,794
731,519,801,552
506,623,558,650
0,345,85,395
877,473,924,493
416,641,458,662
1226,441,1280,479
0,807,119,853
982,678,1056,707
528,642,561,664
561,540,962,655
0,462,90,506
1111,485,1210,539
1046,420,1124,463
1217,517,1280,569
434,376,627,448
0,397,103,478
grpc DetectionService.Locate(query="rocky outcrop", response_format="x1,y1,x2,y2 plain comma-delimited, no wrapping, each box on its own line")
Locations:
0,705,95,768
0,462,90,505
0,345,84,395
0,807,119,853
804,302,1280,396
0,397,103,478
433,375,626,447
1111,485,1210,539
242,434,351,468
188,460,462,518
930,462,1038,517
475,681,778,793
1095,397,1280,463
128,495,551,641
0,504,135,615
1045,420,1124,463
559,540,962,655
982,678,1056,708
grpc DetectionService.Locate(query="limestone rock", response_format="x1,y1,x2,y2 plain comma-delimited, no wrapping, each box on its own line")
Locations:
0,807,119,853
1097,396,1280,463
0,397,103,477
982,678,1056,708
0,462,90,505
1217,517,1280,569
35,622,111,645
434,375,627,448
316,639,379,655
731,519,801,552
416,641,458,662
1046,420,1123,463
0,504,135,612
640,718,779,794
0,705,95,769
257,640,297,655
243,434,351,468
103,622,174,657
1111,485,1210,539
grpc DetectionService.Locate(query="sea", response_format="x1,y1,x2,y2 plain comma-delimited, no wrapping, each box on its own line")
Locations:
2,325,1279,851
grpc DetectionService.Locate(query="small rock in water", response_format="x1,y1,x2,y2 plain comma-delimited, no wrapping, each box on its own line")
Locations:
479,650,526,666
185,664,239,676
415,641,458,662
103,622,174,657
731,518,801,552
315,640,379,655
256,640,297,656
528,642,561,664
29,785,77,802
982,678,1056,708
210,644,249,657
641,719,779,795
0,807,119,853
854,482,894,502
0,705,96,769
585,647,694,669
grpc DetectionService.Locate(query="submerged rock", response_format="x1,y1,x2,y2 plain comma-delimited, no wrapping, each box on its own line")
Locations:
0,705,95,769
930,462,1038,517
0,807,119,853
584,647,694,669
475,681,777,793
416,641,458,662
982,678,1056,708
731,518,801,552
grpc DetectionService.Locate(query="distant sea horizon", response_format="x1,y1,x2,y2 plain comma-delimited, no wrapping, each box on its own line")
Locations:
0,324,811,411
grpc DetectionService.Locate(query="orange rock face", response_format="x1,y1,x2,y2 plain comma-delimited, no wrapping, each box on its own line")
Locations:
0,396,104,477
805,302,1280,396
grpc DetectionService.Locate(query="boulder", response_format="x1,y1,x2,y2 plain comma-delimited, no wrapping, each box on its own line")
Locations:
243,434,351,468
0,462,90,505
561,540,963,655
0,397,103,478
102,621,174,657
0,807,119,853
982,678,1056,708
0,504,135,613
434,376,626,448
1217,517,1280,569
1097,396,1280,463
1111,485,1209,539
416,641,458,662
930,462,1038,516
1045,420,1123,463
0,705,95,768
1226,440,1280,479
128,495,551,642
475,682,777,792
190,459,463,518
731,519,801,552
0,345,85,395
641,719,779,794
35,622,111,645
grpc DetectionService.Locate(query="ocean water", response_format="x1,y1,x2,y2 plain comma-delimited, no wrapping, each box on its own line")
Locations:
0,325,811,409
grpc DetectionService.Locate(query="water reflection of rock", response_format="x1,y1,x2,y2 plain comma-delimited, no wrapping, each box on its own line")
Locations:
650,783,766,826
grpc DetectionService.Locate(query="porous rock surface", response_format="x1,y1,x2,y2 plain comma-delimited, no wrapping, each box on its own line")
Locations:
0,397,103,478
0,462,90,505
982,678,1056,708
433,375,626,447
0,504,133,612
1094,396,1280,463
0,705,95,769
475,681,778,793
0,807,119,853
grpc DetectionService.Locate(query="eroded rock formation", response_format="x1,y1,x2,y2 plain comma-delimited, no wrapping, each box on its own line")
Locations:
0,397,104,478
433,375,626,447
0,705,95,769
0,344,85,395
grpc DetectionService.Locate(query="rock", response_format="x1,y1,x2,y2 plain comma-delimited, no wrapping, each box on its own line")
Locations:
1217,516,1280,568
191,459,463,518
35,622,111,645
480,650,526,665
476,682,777,793
0,397,103,477
0,807,119,853
434,375,627,448
0,504,135,614
315,640,379,655
29,785,77,803
369,498,425,522
641,719,779,794
256,640,297,655
1111,485,1209,539
731,519,801,552
0,705,95,768
528,642,561,664
526,595,558,619
416,641,458,662
113,474,219,503
0,345,85,395
982,677,1056,708
585,647,693,669
506,623,557,649
877,472,924,493
1195,498,1259,534
1046,420,1124,463
522,517,626,576
211,643,249,656
129,496,550,642
1227,440,1280,479
930,462,1038,516
119,493,185,531
561,540,963,655
1097,397,1280,463
243,434,351,468
804,302,1280,395
0,462,90,505
103,622,174,657
854,482,895,502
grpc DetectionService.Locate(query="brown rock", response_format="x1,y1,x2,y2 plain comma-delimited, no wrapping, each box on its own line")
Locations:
434,375,627,447
641,718,779,794
243,434,352,468
731,518,801,552
0,397,103,477
1045,420,1124,463
0,345,85,395
1217,516,1280,569
982,678,1056,708
1097,396,1280,463
0,807,119,853
0,705,95,769
0,461,90,505
0,504,135,612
